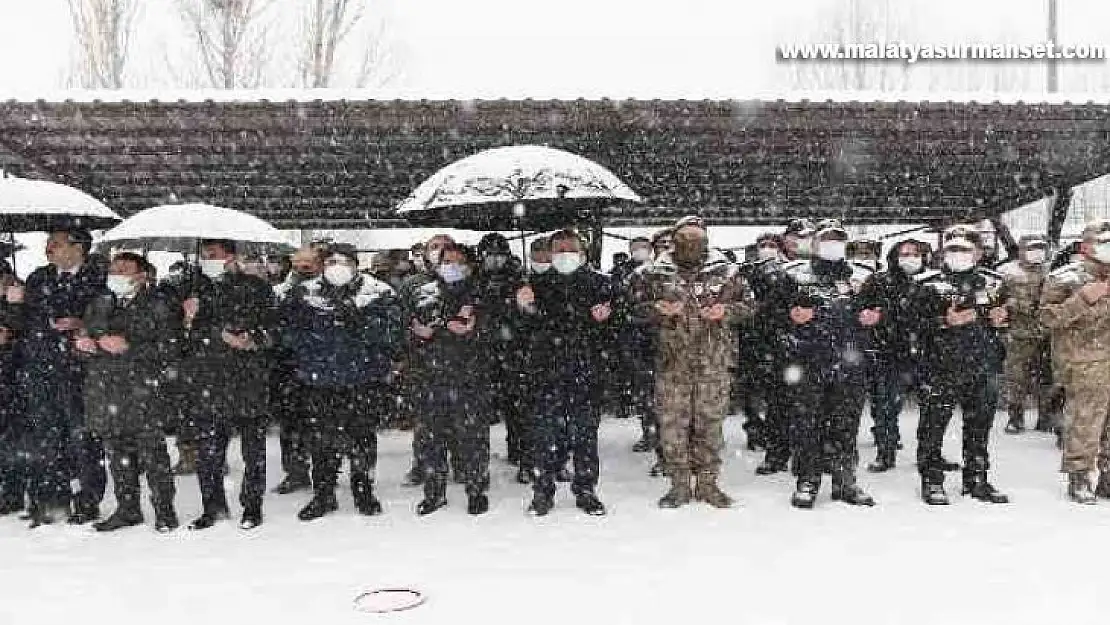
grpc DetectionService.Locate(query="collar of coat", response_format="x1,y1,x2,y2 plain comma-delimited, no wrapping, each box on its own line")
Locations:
301,274,394,308
649,249,733,278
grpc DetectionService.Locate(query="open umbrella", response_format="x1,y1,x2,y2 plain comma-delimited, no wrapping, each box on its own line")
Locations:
0,175,122,232
98,203,295,256
396,145,642,232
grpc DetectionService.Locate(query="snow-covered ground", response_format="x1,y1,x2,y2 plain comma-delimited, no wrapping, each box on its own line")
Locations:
2,407,1105,625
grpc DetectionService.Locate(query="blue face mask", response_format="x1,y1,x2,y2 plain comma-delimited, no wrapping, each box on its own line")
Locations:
437,263,468,284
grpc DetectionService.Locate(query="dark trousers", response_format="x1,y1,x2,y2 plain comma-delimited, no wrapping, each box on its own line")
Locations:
763,379,793,465
789,375,867,483
869,357,912,454
21,371,106,510
274,379,310,478
195,418,267,513
917,371,998,483
302,385,379,498
0,425,27,508
532,376,599,496
105,432,175,515
417,382,490,497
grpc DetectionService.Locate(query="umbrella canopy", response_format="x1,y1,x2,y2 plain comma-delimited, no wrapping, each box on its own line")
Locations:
0,175,122,232
98,203,294,255
396,145,642,230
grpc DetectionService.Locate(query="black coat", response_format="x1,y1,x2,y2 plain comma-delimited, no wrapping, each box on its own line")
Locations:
408,275,483,387
179,271,275,422
519,266,612,380
910,267,1007,375
16,261,106,378
81,286,184,438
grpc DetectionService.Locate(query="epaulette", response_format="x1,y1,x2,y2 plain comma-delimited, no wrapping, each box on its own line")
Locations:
995,261,1024,278
1047,261,1088,286
912,269,943,283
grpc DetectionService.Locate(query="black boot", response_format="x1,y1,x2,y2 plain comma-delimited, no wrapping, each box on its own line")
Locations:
239,505,263,530
297,492,339,521
756,456,788,476
574,490,606,516
1004,406,1025,434
527,488,555,516
962,473,1009,504
867,449,896,473
67,497,100,525
0,497,24,516
273,472,311,495
188,506,230,531
1068,472,1096,505
467,493,489,515
921,476,950,505
416,480,447,516
154,504,179,533
555,468,572,483
93,507,144,532
831,472,875,506
790,478,820,509
352,474,383,516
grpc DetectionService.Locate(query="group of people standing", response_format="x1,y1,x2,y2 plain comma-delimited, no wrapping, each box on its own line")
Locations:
1,212,1109,535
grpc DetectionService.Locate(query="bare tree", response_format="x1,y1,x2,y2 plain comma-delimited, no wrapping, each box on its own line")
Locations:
66,0,140,89
297,0,399,89
175,0,276,89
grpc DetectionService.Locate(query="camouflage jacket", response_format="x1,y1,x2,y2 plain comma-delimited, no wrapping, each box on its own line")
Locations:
1039,260,1110,364
997,260,1047,340
632,250,753,379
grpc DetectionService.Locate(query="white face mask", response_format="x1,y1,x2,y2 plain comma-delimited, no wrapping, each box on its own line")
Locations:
437,263,468,283
531,262,551,274
199,258,228,279
324,264,356,286
631,248,651,263
757,246,779,261
1024,249,1046,265
816,240,847,262
1093,243,1110,265
106,275,137,297
551,252,583,275
945,251,976,272
898,256,923,275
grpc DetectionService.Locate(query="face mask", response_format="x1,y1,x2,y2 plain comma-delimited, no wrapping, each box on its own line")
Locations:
438,263,468,283
757,247,779,261
483,255,508,271
945,252,976,273
200,258,228,279
531,262,551,274
816,240,847,262
106,275,137,297
551,252,583,275
898,256,923,274
425,249,442,268
1024,250,1046,265
1093,243,1110,265
631,248,652,263
324,264,356,286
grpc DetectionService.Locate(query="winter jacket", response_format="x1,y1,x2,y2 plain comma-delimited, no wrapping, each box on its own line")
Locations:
996,260,1048,340
858,242,931,364
1039,260,1110,364
81,286,184,438
15,261,106,378
518,266,612,380
774,258,879,382
910,267,1008,374
281,274,402,388
633,250,753,380
409,275,484,384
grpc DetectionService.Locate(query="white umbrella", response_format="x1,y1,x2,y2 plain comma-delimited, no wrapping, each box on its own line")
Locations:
0,174,122,232
396,145,642,230
98,203,294,255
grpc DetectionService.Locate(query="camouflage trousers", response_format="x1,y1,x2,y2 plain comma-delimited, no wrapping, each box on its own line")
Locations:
655,372,730,478
1060,360,1110,474
1004,336,1051,411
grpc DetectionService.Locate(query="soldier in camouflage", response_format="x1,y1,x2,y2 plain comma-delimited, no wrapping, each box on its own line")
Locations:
635,216,753,508
1039,219,1110,503
998,234,1053,434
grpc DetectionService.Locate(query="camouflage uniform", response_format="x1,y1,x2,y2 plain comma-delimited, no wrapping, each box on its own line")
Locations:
1039,245,1110,502
997,239,1052,433
636,248,753,506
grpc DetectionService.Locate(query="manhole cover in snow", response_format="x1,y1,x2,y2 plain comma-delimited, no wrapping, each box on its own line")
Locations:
353,588,426,613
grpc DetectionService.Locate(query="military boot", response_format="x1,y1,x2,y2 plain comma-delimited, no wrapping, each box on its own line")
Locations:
962,472,1010,504
239,505,263,530
867,449,896,473
694,473,734,509
352,473,383,516
658,471,693,509
273,471,311,495
1095,472,1110,499
416,479,448,516
154,501,179,533
831,471,875,506
790,477,820,509
921,476,950,505
755,455,789,476
467,493,490,515
297,491,339,521
1067,472,1096,505
1004,406,1025,434
574,490,606,516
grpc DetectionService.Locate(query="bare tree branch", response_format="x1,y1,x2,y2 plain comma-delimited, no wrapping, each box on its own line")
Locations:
174,0,277,89
66,0,140,89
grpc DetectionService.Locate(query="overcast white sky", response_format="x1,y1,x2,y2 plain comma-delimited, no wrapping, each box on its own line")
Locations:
0,0,1108,98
